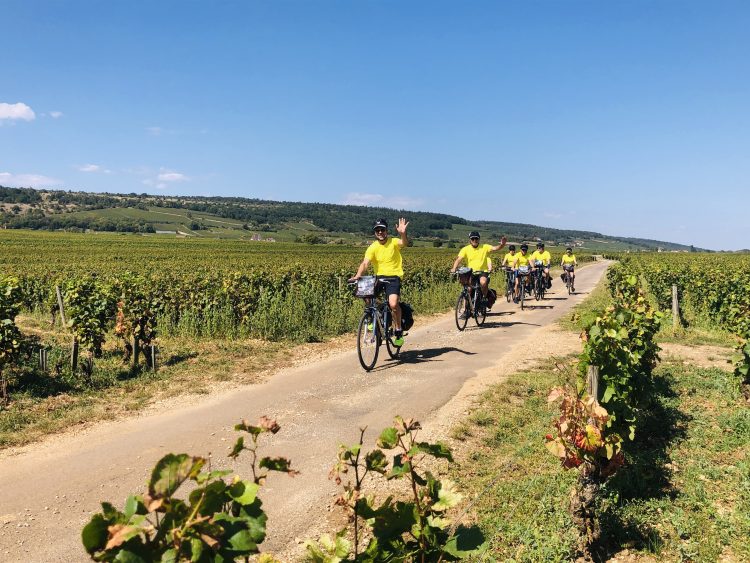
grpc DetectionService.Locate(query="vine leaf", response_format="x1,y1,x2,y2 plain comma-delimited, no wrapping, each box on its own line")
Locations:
149,454,205,498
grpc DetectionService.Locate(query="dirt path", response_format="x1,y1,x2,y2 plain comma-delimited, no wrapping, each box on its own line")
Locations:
0,261,611,562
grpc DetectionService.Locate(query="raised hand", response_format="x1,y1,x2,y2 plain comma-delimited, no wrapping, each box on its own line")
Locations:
396,217,409,235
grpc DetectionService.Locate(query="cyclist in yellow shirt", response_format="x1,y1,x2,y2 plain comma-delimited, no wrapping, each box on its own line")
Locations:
350,217,409,346
500,245,517,299
450,231,507,304
530,242,552,289
560,247,578,292
501,245,517,269
511,243,533,302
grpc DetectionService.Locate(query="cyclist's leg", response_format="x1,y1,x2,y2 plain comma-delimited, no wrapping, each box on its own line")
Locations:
479,274,489,298
383,276,403,335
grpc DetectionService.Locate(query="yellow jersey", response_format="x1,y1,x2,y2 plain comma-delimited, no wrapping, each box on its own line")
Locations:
561,254,576,265
530,250,551,265
513,253,532,268
365,237,403,277
502,252,516,267
458,243,493,271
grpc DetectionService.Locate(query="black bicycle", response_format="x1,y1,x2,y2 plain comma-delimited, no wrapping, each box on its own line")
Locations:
514,265,532,310
503,267,515,303
532,261,547,301
454,267,488,331
563,264,575,295
350,276,402,371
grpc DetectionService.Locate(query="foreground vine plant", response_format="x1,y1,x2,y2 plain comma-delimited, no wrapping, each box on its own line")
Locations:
82,416,296,562
546,273,662,558
306,415,485,562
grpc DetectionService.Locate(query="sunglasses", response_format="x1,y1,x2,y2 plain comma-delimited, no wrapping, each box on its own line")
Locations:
374,228,386,233
470,237,479,241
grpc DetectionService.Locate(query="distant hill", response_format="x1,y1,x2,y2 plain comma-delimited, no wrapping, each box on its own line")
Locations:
0,186,703,251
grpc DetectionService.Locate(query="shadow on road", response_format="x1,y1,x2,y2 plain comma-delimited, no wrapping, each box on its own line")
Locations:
465,320,541,330
486,311,515,317
543,297,567,301
523,305,554,310
396,346,476,365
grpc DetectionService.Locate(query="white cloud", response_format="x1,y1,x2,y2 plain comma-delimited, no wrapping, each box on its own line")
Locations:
76,163,111,174
387,196,424,210
0,171,61,187
0,102,36,121
342,192,423,210
147,126,163,136
157,171,189,182
343,192,385,206
142,179,168,189
144,168,188,187
49,111,64,119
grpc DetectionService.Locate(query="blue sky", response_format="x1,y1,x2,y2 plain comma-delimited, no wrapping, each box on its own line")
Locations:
2,1,749,249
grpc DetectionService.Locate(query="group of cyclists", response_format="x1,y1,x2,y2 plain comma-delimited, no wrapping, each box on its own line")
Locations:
349,217,578,349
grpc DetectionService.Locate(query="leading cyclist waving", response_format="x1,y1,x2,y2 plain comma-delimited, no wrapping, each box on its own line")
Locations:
350,217,409,347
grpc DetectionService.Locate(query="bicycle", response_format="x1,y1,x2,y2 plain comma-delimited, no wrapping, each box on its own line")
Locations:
514,265,531,310
563,264,575,295
350,276,403,371
532,261,546,301
454,267,489,331
503,267,515,303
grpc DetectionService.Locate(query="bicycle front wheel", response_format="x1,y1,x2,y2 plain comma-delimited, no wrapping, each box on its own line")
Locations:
455,292,470,331
357,313,379,371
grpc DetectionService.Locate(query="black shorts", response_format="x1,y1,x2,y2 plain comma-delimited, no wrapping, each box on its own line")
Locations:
376,276,401,298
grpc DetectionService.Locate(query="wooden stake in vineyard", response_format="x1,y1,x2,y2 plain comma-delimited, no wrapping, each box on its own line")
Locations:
672,284,681,328
57,285,79,371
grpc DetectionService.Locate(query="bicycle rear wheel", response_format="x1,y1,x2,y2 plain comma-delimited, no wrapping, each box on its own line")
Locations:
455,292,470,331
356,313,379,371
474,296,487,326
382,308,401,359
506,274,512,302
385,331,401,359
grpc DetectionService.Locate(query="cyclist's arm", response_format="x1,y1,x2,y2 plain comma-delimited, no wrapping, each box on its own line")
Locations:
351,258,371,281
450,255,463,273
489,236,508,252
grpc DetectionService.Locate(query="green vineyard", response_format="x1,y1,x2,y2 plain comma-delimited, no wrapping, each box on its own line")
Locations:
1,230,591,341
606,252,750,336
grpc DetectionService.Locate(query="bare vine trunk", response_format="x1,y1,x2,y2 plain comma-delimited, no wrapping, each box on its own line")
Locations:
570,468,604,561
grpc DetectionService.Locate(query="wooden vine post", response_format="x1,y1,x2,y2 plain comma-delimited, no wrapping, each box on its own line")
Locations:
586,365,599,403
57,284,78,371
672,284,681,328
